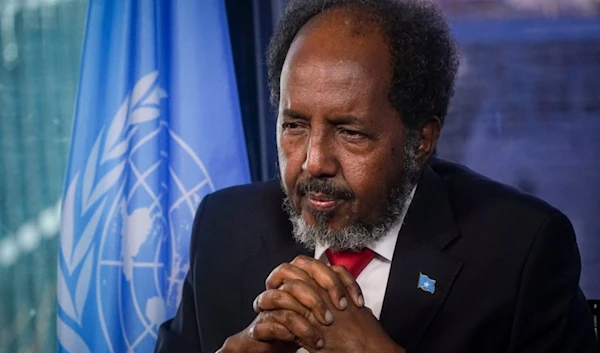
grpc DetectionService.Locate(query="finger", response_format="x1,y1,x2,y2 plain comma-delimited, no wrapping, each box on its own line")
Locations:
254,289,308,314
265,263,333,324
292,258,350,311
249,322,295,342
260,310,325,349
275,280,333,325
265,262,320,291
254,288,333,325
330,265,364,307
291,254,317,268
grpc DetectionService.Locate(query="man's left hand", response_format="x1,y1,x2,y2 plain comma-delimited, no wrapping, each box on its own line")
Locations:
303,296,405,353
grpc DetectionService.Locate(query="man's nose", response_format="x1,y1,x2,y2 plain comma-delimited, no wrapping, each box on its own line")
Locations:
302,133,338,178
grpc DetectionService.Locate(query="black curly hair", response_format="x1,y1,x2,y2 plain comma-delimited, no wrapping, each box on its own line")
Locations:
267,0,459,129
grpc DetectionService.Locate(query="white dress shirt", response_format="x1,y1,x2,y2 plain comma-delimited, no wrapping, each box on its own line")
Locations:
297,187,416,353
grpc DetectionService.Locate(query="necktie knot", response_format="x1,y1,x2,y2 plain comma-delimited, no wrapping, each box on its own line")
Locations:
325,248,376,279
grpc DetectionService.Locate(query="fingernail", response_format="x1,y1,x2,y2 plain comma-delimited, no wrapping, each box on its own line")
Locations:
253,297,259,311
358,295,364,307
249,326,255,338
316,339,324,348
325,310,333,324
339,297,347,309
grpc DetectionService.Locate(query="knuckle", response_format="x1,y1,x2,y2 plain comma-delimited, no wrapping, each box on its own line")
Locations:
350,282,362,293
316,267,343,288
266,263,289,287
279,280,292,291
252,323,269,340
330,264,343,271
265,276,275,289
248,325,257,339
332,265,352,280
329,277,345,292
292,254,311,263
332,276,345,287
297,259,318,272
271,289,283,303
331,265,353,280
302,306,311,319
281,279,301,293
330,264,348,274
314,298,328,311
258,311,271,322
280,262,294,271
286,280,321,307
269,323,278,338
280,310,298,328
282,311,295,326
301,325,318,341
254,294,262,310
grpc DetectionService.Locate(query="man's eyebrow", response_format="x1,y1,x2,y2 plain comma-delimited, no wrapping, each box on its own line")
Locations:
282,109,310,120
282,110,364,125
329,115,363,124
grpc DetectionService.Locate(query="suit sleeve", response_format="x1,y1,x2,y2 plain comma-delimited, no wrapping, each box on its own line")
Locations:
154,195,210,353
508,212,598,353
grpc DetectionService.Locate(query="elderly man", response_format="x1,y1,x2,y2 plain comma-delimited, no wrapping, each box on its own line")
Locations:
155,0,597,352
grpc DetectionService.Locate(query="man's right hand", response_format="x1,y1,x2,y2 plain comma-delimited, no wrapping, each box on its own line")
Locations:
218,255,364,352
217,308,325,353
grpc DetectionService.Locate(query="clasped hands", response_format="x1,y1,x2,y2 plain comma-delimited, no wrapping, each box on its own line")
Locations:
218,255,404,353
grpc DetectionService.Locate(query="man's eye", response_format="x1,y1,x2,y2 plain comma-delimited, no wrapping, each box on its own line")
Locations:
340,129,364,137
282,122,307,135
282,122,300,129
343,129,360,136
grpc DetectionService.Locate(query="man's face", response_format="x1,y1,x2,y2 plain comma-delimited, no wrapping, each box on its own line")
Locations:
277,11,416,249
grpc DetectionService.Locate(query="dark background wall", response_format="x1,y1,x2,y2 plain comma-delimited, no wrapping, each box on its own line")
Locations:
439,18,600,300
224,0,600,299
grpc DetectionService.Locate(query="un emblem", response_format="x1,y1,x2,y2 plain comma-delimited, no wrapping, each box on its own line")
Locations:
58,72,214,352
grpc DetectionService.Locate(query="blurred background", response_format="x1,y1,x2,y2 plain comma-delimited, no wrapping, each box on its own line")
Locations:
0,0,598,351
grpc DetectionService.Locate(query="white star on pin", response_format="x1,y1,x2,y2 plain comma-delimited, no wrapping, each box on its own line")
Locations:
423,281,430,288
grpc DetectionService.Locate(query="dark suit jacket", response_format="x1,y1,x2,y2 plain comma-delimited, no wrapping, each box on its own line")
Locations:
155,158,597,352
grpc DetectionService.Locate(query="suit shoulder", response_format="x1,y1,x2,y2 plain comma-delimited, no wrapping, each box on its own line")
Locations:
205,179,283,210
430,158,563,223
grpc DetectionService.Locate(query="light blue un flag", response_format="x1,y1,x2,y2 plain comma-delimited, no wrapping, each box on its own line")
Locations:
57,1,250,352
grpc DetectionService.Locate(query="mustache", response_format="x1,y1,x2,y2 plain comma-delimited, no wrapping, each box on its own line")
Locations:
296,177,354,200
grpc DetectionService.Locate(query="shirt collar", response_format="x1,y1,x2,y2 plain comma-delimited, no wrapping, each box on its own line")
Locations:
314,185,417,262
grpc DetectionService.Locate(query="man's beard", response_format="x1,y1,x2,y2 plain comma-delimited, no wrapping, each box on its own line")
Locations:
282,130,421,252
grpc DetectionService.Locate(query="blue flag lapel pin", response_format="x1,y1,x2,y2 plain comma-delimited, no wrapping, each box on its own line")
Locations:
417,272,436,294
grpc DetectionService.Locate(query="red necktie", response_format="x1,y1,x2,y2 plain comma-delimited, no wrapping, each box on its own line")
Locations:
325,248,376,279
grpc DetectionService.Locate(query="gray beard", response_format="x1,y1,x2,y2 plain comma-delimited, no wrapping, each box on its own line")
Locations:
282,131,421,252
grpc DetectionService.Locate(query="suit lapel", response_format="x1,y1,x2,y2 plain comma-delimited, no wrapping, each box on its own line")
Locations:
379,165,464,351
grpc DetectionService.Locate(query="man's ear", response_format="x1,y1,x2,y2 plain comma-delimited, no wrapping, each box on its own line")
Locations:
415,116,441,166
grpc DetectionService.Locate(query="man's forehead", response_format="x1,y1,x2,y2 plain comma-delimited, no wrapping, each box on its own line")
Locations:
283,56,366,85
280,11,391,95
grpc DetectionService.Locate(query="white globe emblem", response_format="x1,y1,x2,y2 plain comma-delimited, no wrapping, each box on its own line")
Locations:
95,72,214,351
98,129,213,346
